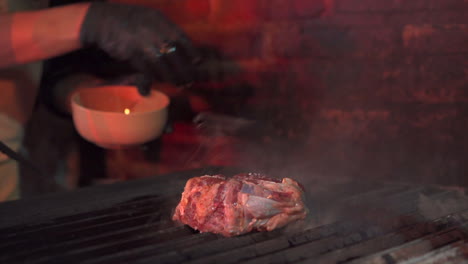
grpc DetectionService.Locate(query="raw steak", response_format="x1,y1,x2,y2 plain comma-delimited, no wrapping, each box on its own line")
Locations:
172,173,308,237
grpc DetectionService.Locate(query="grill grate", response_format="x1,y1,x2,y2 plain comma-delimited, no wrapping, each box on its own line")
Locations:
1,180,468,264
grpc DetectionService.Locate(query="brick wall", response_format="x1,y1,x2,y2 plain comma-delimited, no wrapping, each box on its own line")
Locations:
110,0,468,186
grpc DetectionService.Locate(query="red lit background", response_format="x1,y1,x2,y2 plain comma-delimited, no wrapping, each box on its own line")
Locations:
20,0,468,195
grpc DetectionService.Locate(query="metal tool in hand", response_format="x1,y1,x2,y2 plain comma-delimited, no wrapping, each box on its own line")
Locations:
0,141,45,176
0,141,63,191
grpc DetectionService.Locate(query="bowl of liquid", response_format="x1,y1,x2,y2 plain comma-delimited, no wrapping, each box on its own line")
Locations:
71,85,169,149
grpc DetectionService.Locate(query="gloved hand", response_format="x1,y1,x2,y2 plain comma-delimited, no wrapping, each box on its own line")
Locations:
79,2,201,96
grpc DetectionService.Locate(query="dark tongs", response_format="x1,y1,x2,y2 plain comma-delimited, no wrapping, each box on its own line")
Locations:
0,140,48,180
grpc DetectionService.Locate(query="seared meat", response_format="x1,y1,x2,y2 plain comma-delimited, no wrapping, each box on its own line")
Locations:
172,173,308,237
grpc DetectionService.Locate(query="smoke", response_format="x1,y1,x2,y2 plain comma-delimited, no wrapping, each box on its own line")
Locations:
178,114,468,240
417,187,468,220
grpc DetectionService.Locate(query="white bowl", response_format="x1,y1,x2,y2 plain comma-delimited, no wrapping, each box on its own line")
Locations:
71,85,169,149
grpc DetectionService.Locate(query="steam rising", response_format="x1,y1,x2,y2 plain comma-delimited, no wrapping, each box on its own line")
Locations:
418,188,468,220
188,112,468,237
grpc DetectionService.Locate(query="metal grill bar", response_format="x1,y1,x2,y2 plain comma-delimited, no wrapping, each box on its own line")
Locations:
300,220,468,264
81,233,219,264
397,241,468,264
206,215,466,264
0,195,165,238
1,181,468,264
33,226,193,264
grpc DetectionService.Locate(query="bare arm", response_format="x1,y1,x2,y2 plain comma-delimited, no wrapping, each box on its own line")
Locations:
0,3,90,69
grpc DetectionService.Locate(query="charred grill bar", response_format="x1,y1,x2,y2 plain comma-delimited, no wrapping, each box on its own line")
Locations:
1,168,468,264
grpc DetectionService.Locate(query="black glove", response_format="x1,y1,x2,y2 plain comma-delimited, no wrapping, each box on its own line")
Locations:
80,2,201,96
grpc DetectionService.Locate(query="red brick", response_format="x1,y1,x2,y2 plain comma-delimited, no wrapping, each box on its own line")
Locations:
316,109,391,139
258,0,326,20
109,0,211,24
184,58,285,83
261,22,400,58
306,55,468,105
236,56,467,113
259,0,291,20
293,0,327,17
307,106,464,161
322,10,468,27
193,59,244,82
302,107,464,186
234,55,467,109
109,0,166,5
260,23,304,58
345,27,400,57
162,1,212,24
402,24,468,53
190,30,263,58
209,0,261,25
336,0,468,12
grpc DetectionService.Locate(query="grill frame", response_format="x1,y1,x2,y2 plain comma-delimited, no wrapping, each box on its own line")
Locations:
2,167,468,264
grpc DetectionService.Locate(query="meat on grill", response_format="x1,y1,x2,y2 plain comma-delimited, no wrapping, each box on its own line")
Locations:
172,173,308,237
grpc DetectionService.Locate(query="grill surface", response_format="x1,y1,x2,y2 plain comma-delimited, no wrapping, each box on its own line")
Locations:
1,168,468,264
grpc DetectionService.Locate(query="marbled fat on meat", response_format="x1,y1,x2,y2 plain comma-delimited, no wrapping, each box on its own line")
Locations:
172,173,308,237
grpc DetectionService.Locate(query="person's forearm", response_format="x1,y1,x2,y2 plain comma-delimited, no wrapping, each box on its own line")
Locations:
0,3,90,69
